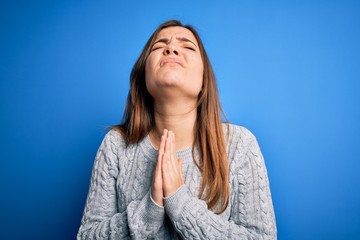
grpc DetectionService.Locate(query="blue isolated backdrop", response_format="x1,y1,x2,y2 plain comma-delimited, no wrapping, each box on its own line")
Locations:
1,0,359,239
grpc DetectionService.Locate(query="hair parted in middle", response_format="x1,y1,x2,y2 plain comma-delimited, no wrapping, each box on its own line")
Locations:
114,19,230,214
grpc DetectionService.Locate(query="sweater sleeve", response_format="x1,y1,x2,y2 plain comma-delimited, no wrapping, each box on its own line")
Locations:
163,127,277,240
77,130,165,240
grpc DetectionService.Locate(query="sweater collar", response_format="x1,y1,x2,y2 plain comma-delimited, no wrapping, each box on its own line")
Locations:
140,134,195,162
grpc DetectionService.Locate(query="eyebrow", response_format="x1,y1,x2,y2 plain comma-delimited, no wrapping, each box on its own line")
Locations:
153,37,198,48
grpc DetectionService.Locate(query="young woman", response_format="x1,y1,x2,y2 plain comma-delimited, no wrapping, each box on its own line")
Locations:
77,20,277,239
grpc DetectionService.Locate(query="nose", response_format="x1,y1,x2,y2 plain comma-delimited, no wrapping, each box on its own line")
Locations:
163,45,179,56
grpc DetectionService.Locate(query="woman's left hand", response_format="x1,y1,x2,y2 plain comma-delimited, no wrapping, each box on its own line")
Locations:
159,130,184,197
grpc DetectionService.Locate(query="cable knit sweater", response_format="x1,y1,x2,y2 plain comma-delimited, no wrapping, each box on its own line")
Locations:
77,124,277,239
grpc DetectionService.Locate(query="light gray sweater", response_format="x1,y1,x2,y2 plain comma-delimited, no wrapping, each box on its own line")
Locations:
77,124,277,239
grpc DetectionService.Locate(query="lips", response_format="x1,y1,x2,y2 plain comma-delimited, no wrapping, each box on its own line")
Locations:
160,58,183,67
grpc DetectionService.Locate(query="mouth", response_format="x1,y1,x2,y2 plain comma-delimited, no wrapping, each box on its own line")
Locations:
160,58,183,67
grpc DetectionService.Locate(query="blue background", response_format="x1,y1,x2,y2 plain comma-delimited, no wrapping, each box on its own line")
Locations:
1,0,359,239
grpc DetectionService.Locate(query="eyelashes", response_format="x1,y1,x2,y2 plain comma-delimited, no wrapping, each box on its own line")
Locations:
151,45,196,52
185,47,195,51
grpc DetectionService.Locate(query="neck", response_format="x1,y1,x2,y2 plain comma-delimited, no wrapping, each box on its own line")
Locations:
150,98,197,151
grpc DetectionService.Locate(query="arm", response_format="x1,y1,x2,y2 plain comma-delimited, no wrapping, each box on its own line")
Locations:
163,128,277,239
77,130,165,240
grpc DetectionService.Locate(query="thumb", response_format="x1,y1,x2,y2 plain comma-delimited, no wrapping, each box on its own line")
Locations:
177,158,182,172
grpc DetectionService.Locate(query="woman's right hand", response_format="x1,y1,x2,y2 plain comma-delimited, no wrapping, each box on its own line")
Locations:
151,130,167,206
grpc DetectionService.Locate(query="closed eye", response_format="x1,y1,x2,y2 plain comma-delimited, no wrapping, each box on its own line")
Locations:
151,42,166,51
184,46,195,51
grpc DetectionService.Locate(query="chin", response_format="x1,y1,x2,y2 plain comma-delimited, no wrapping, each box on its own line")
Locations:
156,73,184,87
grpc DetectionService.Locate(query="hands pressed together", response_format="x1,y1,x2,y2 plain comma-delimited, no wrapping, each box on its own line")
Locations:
151,129,184,206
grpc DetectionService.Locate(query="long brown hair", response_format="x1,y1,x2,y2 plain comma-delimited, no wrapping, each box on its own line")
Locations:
114,20,229,214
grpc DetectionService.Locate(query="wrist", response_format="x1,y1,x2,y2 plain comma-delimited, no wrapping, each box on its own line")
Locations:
150,191,164,208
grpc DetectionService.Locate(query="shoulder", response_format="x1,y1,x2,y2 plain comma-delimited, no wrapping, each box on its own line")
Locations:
98,128,127,157
223,123,263,163
223,123,258,148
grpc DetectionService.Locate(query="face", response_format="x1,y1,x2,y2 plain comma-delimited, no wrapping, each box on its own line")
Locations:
145,26,204,100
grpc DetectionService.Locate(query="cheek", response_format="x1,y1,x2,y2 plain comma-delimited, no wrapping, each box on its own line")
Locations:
184,58,203,96
192,57,204,85
145,57,153,79
196,60,204,94
145,57,156,95
191,55,203,74
145,56,157,85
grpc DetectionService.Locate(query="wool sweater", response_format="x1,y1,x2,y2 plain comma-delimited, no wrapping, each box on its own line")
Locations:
77,124,277,239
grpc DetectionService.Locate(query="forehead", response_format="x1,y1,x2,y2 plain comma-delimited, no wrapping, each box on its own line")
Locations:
155,26,198,43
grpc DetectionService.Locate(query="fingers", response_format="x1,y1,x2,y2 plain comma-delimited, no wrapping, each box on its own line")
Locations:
152,158,164,206
162,130,179,166
164,130,176,163
161,130,184,197
158,129,167,157
155,130,167,182
171,132,176,159
164,131,171,161
151,129,167,206
177,158,182,170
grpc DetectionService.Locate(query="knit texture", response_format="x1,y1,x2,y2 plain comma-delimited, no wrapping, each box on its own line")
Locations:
77,124,277,239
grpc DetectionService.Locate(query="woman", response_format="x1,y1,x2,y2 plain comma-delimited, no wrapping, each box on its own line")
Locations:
77,20,277,239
